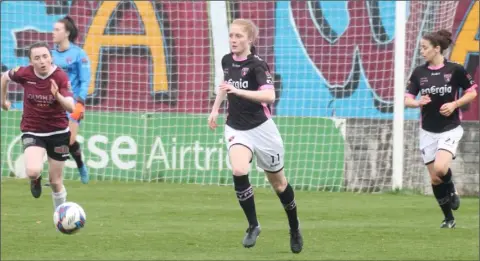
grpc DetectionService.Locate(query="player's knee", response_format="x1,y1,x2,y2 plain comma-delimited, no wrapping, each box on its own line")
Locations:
267,172,288,192
433,162,448,177
231,166,249,177
69,136,77,146
430,176,442,185
48,161,64,178
49,175,63,186
25,167,42,179
271,179,287,193
49,178,62,186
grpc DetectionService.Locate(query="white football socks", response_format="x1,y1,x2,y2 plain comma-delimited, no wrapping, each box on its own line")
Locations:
52,185,67,210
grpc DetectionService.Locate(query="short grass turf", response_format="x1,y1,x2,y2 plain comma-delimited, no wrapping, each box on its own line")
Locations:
1,179,478,260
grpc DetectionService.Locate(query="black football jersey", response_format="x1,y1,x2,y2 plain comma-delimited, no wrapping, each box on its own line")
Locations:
406,59,477,133
222,53,274,130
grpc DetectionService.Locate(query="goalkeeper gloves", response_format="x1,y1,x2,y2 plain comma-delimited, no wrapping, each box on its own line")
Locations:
70,102,85,120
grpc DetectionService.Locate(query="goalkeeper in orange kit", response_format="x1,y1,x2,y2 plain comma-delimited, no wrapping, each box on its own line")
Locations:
52,16,90,184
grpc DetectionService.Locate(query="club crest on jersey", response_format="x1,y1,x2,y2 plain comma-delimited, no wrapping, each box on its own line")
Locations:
66,57,73,64
443,74,452,82
241,67,249,77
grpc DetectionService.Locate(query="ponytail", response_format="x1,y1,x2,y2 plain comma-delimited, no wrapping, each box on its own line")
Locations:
58,16,79,43
250,45,256,54
231,19,259,55
422,29,453,54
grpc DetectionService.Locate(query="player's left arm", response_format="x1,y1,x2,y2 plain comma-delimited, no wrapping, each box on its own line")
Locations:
452,66,477,108
222,64,275,104
440,66,477,116
52,71,75,113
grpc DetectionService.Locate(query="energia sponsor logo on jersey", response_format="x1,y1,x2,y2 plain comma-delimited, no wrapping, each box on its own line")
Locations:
420,84,453,96
227,78,249,89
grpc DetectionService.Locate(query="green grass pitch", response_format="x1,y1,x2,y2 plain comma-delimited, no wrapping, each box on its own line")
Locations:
1,179,478,260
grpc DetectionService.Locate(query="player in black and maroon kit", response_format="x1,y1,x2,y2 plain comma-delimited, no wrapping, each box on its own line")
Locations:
208,19,303,253
405,30,477,228
1,42,75,211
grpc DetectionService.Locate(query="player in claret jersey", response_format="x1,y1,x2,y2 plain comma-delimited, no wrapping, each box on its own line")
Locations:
208,19,303,253
1,42,75,211
52,16,91,184
405,30,478,228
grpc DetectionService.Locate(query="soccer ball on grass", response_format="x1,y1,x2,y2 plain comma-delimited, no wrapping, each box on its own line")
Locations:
53,202,86,235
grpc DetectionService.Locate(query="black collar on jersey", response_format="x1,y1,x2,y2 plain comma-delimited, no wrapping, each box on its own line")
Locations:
230,52,255,60
230,53,271,71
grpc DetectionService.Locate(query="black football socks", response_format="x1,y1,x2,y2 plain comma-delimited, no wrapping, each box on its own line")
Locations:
432,183,454,221
69,141,84,168
277,183,299,230
233,175,259,227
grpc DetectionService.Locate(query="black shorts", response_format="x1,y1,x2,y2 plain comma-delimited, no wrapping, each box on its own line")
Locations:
22,132,71,161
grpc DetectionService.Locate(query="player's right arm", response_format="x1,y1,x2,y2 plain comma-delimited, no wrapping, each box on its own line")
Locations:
208,56,229,130
211,89,227,113
1,66,25,110
404,69,430,108
208,89,227,130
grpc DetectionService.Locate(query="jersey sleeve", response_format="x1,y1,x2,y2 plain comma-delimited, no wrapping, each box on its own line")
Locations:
221,54,228,70
405,69,420,98
254,63,274,90
56,70,73,98
453,66,477,92
5,66,27,84
76,49,91,103
221,54,230,82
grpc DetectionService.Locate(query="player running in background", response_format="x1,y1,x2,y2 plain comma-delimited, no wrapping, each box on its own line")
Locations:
405,29,477,228
208,19,303,253
1,42,75,210
52,16,91,184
